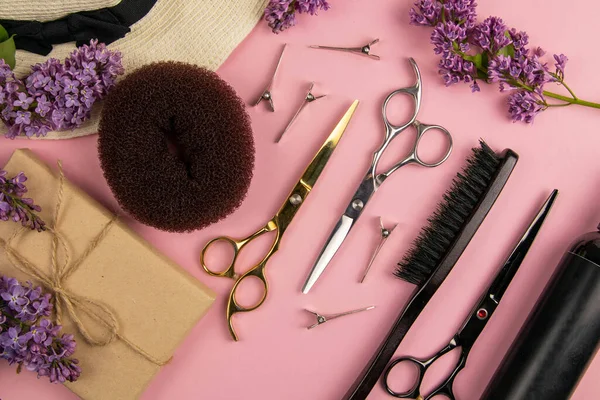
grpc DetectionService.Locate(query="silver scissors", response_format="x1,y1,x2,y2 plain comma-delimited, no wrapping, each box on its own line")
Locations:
302,58,453,293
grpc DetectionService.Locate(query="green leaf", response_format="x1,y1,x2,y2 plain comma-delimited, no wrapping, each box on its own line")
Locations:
464,52,485,69
0,34,16,69
498,44,515,58
472,53,484,69
0,24,8,42
481,52,489,69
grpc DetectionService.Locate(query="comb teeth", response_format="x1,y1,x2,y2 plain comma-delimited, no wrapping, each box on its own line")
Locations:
395,140,501,285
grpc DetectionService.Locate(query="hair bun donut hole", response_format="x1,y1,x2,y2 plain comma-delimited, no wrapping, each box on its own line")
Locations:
98,62,255,232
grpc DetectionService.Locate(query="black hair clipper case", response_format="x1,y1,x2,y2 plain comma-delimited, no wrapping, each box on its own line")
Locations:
481,223,600,400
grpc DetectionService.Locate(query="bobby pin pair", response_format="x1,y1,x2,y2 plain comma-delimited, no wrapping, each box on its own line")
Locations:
306,216,394,331
253,44,326,142
253,39,380,142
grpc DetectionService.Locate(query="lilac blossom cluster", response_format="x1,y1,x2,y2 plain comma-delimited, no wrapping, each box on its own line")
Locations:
265,0,330,34
0,39,124,139
0,276,80,383
0,169,45,231
409,0,600,123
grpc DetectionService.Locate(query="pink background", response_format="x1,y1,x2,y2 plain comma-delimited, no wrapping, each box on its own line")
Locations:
1,0,600,399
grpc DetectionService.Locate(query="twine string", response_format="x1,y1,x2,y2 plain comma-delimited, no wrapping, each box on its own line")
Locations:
0,162,168,366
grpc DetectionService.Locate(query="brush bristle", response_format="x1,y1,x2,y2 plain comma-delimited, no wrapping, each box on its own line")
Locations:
395,140,501,285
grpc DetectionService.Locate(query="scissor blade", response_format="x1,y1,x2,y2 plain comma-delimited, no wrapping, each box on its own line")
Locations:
456,190,558,345
300,100,359,189
302,174,376,293
489,189,558,302
302,214,355,294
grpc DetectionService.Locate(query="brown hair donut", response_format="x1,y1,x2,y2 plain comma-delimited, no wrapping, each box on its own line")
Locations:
98,62,255,232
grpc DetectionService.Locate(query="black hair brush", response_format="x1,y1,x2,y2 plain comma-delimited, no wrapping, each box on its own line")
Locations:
344,140,519,400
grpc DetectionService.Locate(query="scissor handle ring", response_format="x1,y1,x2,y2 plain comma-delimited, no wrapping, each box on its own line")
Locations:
412,121,453,168
200,236,241,279
230,266,269,312
226,265,269,341
384,356,427,398
381,87,421,136
381,58,422,135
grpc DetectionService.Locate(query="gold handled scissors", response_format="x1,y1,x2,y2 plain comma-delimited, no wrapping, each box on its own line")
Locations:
200,100,360,341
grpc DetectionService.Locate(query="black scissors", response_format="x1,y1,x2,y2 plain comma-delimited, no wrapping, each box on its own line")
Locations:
383,190,558,399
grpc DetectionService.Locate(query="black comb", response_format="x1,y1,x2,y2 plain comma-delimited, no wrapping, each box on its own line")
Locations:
344,140,519,400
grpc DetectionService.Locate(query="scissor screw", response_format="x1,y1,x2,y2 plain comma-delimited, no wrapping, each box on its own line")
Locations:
476,308,488,320
289,194,303,205
352,199,364,211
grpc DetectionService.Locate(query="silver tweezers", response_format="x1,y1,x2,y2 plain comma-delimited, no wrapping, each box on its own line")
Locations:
309,39,380,60
253,44,287,111
305,306,375,329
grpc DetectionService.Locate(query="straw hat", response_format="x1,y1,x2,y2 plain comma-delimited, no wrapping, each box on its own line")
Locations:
0,0,267,140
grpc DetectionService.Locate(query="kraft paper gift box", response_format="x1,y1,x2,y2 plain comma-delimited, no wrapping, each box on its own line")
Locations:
0,149,215,400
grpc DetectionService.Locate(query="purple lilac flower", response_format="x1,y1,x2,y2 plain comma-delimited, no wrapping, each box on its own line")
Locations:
0,39,124,138
13,93,34,110
265,0,298,33
1,326,31,350
264,0,330,34
508,29,529,57
62,78,80,94
447,0,478,29
296,0,330,15
35,94,51,117
1,284,28,311
410,0,477,28
472,17,511,53
0,276,80,383
410,0,443,26
508,90,543,123
0,170,45,231
431,22,479,91
553,54,568,79
409,1,600,123
14,111,31,125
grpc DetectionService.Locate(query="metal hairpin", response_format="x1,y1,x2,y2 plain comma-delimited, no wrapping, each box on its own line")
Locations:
253,44,287,112
305,306,375,330
276,82,326,143
359,217,396,283
309,38,380,60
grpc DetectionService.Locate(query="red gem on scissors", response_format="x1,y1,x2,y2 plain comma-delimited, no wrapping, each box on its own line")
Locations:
476,308,488,320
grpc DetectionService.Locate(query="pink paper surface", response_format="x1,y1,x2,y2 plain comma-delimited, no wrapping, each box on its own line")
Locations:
1,0,599,399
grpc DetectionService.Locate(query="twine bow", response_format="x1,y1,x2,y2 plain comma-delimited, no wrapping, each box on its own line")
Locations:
0,162,168,366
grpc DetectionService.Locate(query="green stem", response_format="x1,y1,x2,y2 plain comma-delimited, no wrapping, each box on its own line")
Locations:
559,80,577,99
500,74,600,109
0,306,28,330
542,91,600,109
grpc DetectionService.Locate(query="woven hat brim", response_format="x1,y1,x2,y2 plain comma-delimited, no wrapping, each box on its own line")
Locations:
2,0,267,140
0,0,122,22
